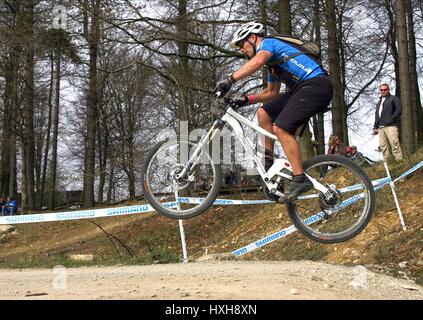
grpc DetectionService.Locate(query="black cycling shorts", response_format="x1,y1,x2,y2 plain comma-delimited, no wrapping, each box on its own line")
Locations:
261,76,333,134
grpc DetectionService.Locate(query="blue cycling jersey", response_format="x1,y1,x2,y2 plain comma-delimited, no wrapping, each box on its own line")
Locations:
257,38,327,87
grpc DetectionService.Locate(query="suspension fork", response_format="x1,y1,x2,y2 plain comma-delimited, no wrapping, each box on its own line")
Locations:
305,174,329,193
174,120,224,180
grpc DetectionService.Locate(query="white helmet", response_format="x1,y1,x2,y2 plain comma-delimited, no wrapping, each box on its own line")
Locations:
229,21,265,49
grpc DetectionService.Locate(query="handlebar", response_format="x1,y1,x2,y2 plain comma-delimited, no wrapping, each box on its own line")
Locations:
213,92,244,109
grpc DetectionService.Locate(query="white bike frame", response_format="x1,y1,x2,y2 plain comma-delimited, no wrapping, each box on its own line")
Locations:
176,106,330,198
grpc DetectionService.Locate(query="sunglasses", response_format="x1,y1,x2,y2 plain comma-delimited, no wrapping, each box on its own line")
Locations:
380,89,388,92
237,39,248,49
237,35,254,49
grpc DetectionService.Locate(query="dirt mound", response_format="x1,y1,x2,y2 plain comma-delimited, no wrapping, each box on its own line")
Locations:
0,155,422,288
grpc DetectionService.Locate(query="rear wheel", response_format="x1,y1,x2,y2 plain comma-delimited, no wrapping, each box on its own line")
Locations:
287,154,375,243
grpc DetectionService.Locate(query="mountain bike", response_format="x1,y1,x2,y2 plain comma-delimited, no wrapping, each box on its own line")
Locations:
141,96,375,244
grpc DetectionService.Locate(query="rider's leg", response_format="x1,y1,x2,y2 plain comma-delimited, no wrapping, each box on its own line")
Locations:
271,77,333,202
257,107,275,151
273,126,312,202
259,93,292,171
257,108,275,171
272,126,303,175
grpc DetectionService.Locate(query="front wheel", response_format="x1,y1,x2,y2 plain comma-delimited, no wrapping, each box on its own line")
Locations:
287,154,375,243
141,139,222,219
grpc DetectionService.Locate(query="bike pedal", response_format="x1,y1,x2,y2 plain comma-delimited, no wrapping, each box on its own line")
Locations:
264,192,279,202
277,195,296,204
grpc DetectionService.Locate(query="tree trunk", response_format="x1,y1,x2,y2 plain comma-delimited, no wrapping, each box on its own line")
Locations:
0,0,20,201
2,55,18,199
325,0,344,141
277,0,292,34
97,116,105,204
50,44,61,209
127,144,136,200
384,0,401,97
176,0,190,123
21,144,28,211
337,9,348,145
312,0,325,155
8,127,17,200
8,44,18,200
34,109,43,209
1,56,14,197
83,0,100,207
259,0,268,86
96,99,109,204
127,97,136,200
40,52,54,209
406,0,423,147
395,0,415,153
106,164,114,204
22,2,36,211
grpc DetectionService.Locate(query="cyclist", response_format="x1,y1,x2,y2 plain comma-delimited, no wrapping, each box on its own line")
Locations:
215,21,333,203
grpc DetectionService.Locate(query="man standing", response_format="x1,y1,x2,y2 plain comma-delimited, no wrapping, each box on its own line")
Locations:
372,84,403,161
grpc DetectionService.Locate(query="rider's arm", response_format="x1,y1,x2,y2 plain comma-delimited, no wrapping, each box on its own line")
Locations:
231,50,272,81
231,49,280,104
250,81,281,103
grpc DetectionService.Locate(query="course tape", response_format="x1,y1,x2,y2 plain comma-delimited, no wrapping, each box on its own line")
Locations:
232,190,369,256
0,203,162,225
0,178,389,225
394,161,423,182
0,161,421,228
178,177,392,205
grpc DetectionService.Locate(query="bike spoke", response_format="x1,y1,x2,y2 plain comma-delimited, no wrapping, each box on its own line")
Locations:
142,140,221,218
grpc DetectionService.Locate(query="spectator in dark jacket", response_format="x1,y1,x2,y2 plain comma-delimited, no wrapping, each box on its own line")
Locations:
372,83,403,161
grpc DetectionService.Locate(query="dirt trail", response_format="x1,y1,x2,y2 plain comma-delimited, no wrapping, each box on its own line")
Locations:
1,260,422,300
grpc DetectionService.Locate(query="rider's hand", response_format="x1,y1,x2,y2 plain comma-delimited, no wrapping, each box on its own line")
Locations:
231,95,248,108
214,76,235,97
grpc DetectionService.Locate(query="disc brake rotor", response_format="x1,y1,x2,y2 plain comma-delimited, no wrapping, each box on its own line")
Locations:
319,186,342,217
170,164,192,189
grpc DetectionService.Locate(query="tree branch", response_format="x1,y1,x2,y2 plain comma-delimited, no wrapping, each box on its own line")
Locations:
346,33,390,110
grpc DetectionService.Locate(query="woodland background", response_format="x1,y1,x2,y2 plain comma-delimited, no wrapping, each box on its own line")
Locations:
0,0,422,212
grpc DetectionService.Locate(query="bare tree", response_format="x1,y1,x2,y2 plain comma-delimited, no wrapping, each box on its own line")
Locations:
82,0,101,207
311,0,325,155
325,0,344,141
0,2,20,199
39,50,54,209
406,0,423,146
22,1,36,211
395,0,415,153
278,0,292,34
384,0,401,97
